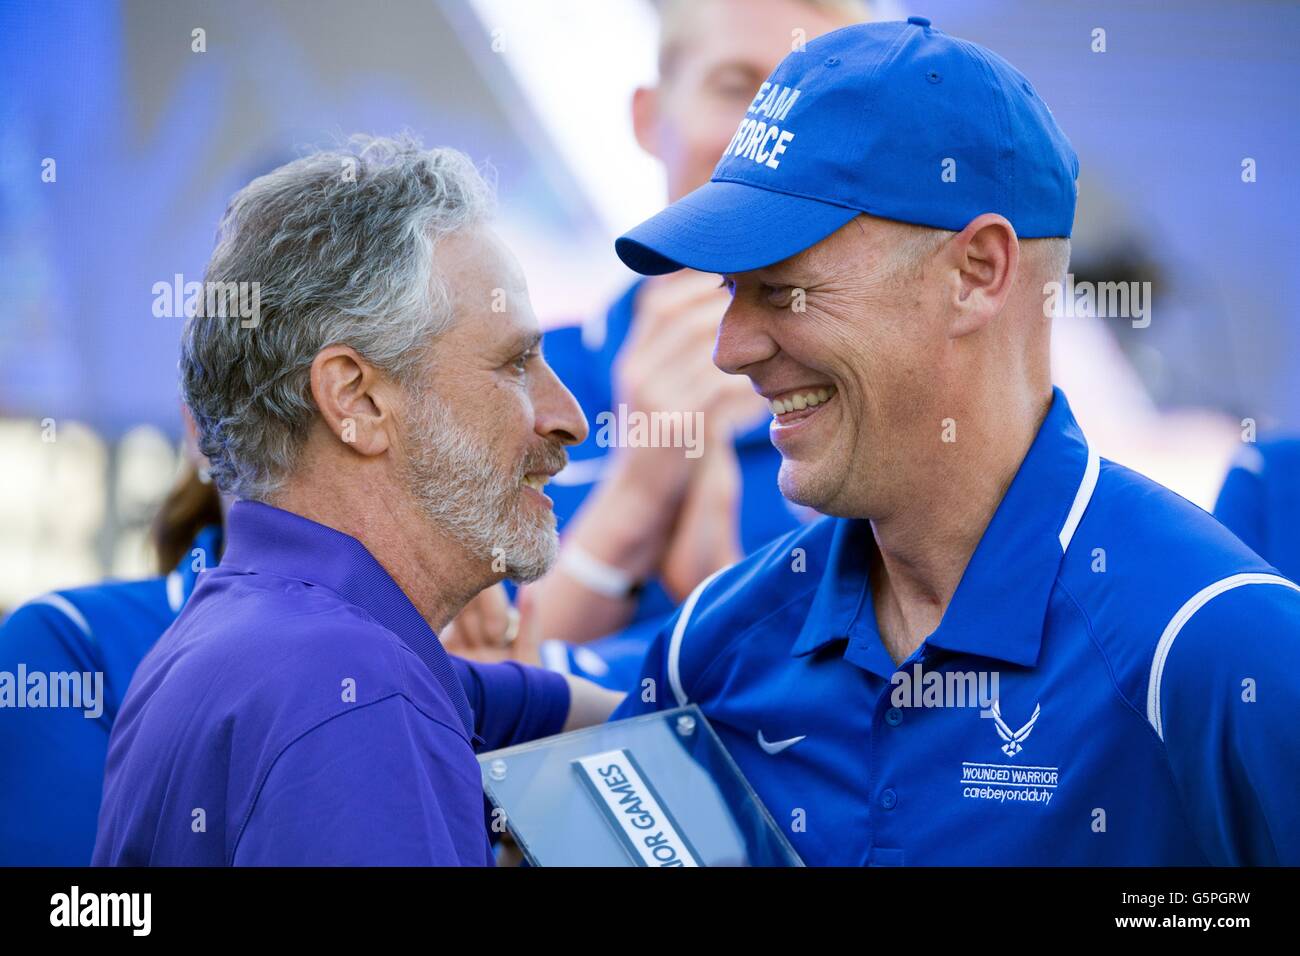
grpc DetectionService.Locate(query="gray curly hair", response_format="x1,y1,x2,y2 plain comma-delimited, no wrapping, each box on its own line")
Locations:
180,133,494,500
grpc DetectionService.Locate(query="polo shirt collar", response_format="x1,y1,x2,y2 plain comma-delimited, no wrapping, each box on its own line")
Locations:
792,387,1098,672
790,517,876,658
220,500,476,739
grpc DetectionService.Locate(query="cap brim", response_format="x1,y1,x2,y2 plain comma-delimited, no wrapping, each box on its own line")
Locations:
615,180,862,276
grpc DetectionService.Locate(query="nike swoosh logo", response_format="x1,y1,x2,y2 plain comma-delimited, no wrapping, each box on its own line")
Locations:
757,730,806,755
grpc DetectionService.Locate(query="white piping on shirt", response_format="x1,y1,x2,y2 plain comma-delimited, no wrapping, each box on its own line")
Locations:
165,571,185,613
1058,443,1100,553
1146,572,1300,740
667,567,728,707
30,593,93,642
539,639,572,675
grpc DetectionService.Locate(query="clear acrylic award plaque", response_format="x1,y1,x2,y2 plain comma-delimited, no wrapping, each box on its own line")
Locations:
478,705,803,866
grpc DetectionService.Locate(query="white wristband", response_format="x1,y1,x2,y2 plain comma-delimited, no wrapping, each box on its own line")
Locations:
558,545,639,600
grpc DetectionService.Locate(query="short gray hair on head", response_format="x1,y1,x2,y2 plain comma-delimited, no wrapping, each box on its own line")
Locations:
885,220,1072,287
1025,236,1072,285
888,222,956,277
181,133,494,501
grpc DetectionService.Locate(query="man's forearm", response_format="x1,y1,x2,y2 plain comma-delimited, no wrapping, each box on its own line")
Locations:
561,675,625,732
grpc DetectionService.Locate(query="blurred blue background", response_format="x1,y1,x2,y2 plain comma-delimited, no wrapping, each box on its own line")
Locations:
0,0,1297,604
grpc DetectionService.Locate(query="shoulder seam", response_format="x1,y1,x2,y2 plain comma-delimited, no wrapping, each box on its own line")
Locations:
24,593,94,642
229,692,470,864
241,581,421,705
1055,577,1166,743
1055,577,1208,859
666,521,830,706
690,585,824,696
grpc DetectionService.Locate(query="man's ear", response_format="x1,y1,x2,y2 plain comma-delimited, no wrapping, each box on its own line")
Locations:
946,213,1019,339
309,345,392,457
631,85,662,158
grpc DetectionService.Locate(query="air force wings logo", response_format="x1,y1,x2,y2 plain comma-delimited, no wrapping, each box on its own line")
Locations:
988,700,1041,757
963,700,1058,806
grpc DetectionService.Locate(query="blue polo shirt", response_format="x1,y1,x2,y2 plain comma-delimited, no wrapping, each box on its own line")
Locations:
612,388,1300,866
538,281,807,688
0,526,221,866
1214,438,1300,583
93,501,570,866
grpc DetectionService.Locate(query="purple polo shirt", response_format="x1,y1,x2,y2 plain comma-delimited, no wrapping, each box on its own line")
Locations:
92,501,569,866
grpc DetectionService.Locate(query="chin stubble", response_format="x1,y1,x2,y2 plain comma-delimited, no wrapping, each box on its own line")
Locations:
402,399,565,583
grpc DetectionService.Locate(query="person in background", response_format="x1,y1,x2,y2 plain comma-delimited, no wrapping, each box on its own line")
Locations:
444,0,870,688
0,434,222,866
1214,438,1300,582
3,360,561,867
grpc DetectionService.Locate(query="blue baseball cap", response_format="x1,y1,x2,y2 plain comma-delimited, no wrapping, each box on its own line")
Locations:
616,17,1079,276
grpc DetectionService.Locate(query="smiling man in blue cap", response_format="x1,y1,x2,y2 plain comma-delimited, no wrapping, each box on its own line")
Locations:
611,18,1300,865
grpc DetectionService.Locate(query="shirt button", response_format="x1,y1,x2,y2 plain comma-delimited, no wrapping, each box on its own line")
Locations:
880,788,898,810
885,707,903,726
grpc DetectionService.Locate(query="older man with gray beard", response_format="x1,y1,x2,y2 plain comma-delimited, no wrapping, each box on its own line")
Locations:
93,136,620,866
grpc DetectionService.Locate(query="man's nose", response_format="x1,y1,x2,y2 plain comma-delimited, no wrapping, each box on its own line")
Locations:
713,297,776,376
533,360,589,446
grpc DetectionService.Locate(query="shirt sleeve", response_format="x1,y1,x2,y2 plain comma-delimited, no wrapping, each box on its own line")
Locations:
0,601,108,865
1156,579,1300,865
449,659,569,751
233,695,483,865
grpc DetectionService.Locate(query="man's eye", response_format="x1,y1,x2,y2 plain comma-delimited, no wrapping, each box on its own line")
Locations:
765,284,794,307
718,82,755,101
511,349,537,372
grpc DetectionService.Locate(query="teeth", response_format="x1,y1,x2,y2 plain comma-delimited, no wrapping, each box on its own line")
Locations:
523,474,549,491
769,387,835,417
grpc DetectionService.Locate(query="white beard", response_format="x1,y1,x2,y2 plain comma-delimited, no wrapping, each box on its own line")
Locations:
402,396,560,583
